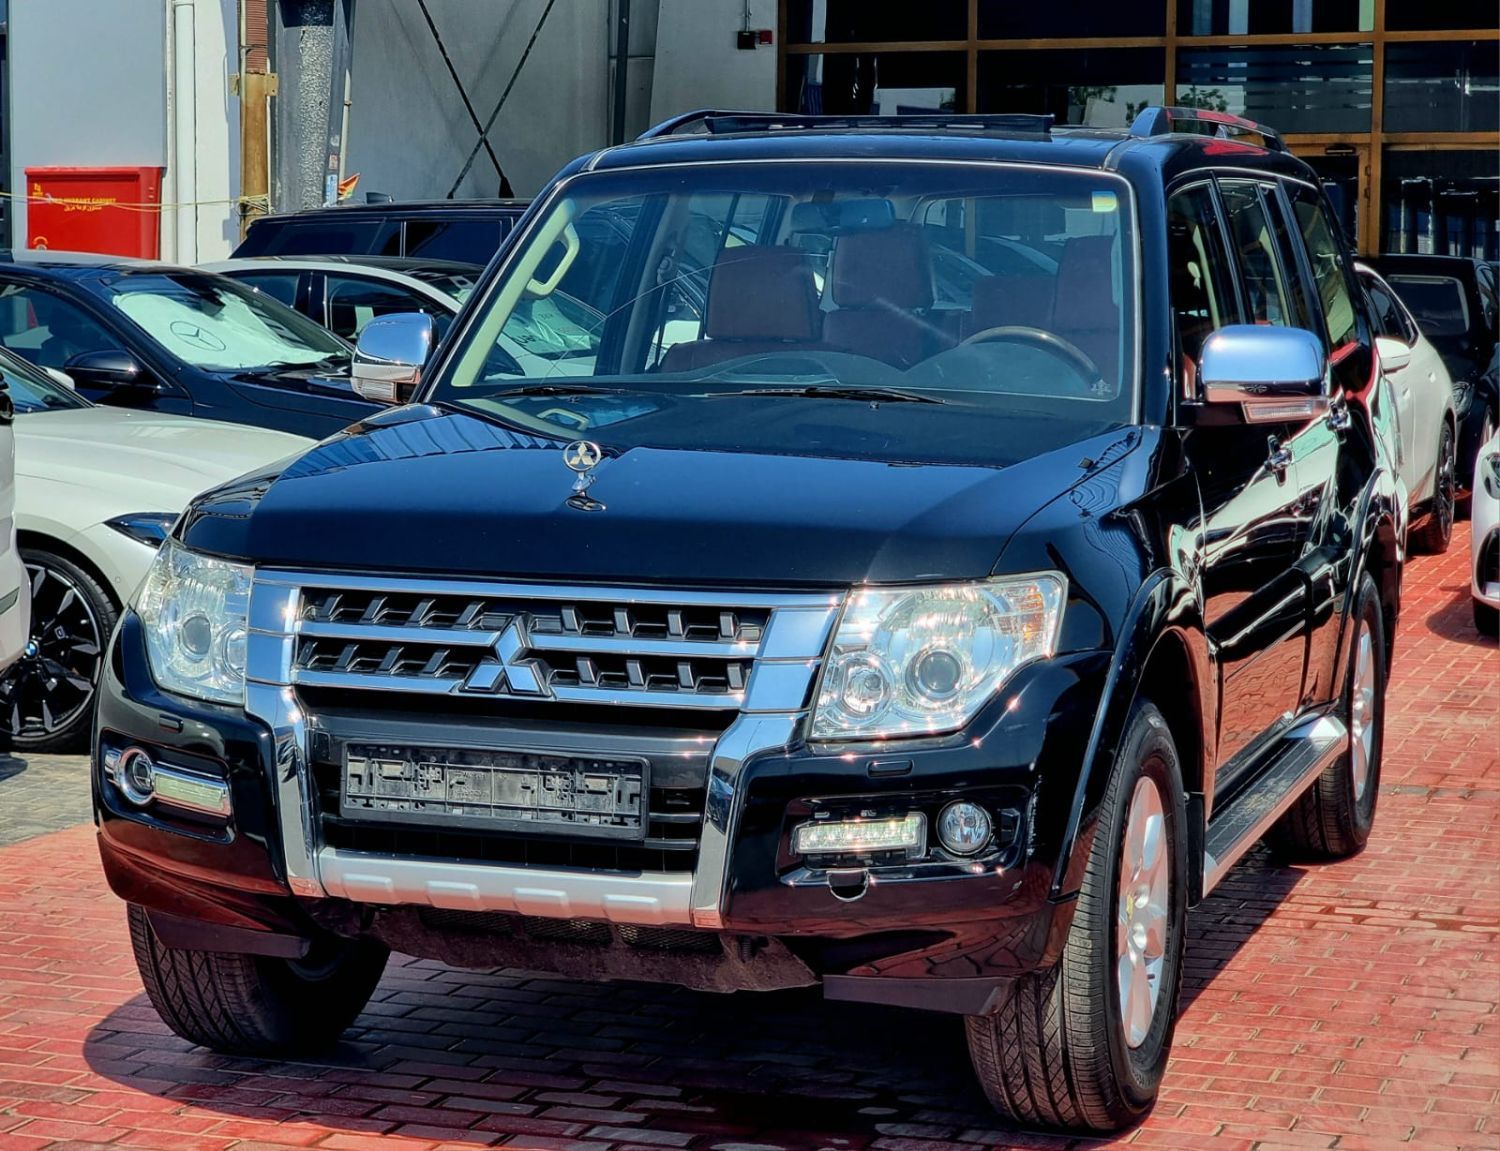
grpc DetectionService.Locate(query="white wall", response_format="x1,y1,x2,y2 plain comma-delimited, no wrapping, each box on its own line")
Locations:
649,0,777,124
9,0,240,260
8,0,168,247
345,0,610,200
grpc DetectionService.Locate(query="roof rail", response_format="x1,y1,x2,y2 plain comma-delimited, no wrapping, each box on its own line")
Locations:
1128,105,1287,153
637,110,1055,142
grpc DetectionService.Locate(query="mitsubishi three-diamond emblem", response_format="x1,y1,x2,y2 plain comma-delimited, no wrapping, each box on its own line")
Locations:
460,616,550,696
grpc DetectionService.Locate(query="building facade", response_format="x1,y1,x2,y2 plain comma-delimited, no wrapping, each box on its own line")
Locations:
780,0,1499,258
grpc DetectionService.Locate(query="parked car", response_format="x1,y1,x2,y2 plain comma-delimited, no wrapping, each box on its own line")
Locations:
96,107,1404,1134
0,357,29,692
1472,427,1500,636
0,347,310,750
1367,254,1499,496
0,251,378,439
201,256,484,342
1357,263,1458,553
233,199,530,264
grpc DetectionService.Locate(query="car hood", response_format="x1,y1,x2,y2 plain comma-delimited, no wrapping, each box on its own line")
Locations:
17,407,313,515
180,406,1143,587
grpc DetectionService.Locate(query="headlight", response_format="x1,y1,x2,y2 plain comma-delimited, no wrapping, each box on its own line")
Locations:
134,539,253,704
106,512,179,548
810,574,1066,742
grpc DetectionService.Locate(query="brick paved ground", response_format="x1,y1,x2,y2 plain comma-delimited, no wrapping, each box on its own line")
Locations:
0,528,1495,1150
0,754,93,847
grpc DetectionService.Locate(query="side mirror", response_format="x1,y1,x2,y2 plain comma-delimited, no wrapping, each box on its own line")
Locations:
1376,335,1412,374
43,367,76,391
1200,325,1329,424
62,350,154,391
352,312,434,404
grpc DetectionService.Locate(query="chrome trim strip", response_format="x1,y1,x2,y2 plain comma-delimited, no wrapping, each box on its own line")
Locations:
318,848,694,926
525,633,761,659
298,620,505,648
257,569,838,610
743,660,820,713
152,764,232,818
691,713,802,928
291,667,749,709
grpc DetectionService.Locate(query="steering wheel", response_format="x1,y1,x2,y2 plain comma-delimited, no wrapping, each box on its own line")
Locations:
959,325,1107,393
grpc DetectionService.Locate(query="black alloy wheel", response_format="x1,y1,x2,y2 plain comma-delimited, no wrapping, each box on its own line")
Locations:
0,548,118,753
1411,422,1455,555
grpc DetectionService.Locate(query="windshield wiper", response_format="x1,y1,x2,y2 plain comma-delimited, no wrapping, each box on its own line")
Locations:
704,384,946,405
491,383,644,398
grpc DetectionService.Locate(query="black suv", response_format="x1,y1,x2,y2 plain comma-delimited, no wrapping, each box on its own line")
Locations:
95,109,1403,1133
233,199,530,264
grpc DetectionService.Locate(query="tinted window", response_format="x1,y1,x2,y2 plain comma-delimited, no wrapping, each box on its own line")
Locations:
0,284,118,370
1290,189,1359,352
1385,275,1470,338
404,219,503,263
0,349,88,412
1166,183,1240,371
238,217,401,257
325,275,443,340
234,272,301,308
1362,272,1416,344
1220,182,1295,327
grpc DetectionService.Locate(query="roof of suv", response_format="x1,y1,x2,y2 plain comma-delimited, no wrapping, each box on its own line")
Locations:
576,109,1317,188
250,199,530,222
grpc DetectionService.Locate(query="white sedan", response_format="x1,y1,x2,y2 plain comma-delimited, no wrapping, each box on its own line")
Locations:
1358,263,1460,556
1473,427,1499,637
0,349,310,751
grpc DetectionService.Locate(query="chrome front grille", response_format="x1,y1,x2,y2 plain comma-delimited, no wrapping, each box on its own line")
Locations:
256,573,838,711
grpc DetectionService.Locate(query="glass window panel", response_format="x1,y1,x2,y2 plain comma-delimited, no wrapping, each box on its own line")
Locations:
1384,41,1499,134
1382,150,1500,262
1290,187,1359,352
787,52,967,115
1175,44,1373,133
977,48,1165,127
787,0,967,44
1166,184,1242,374
1220,182,1295,326
1176,0,1372,36
1385,0,1496,31
980,0,1164,39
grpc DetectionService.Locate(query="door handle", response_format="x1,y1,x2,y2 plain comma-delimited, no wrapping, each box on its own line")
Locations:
1326,395,1351,433
1266,435,1293,482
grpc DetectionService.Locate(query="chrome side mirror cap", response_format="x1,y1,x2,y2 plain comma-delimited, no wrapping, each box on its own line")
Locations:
1200,325,1329,424
352,312,435,404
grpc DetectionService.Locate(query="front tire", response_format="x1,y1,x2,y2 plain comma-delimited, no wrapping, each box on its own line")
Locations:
1411,422,1455,555
128,905,388,1055
0,547,117,753
1271,573,1385,859
965,701,1187,1132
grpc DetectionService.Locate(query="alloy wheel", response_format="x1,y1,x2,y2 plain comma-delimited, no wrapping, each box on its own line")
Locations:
0,561,104,741
1434,428,1456,540
1116,774,1170,1050
1349,621,1377,803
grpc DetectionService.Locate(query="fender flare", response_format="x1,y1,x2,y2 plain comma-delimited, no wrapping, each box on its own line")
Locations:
1048,567,1212,900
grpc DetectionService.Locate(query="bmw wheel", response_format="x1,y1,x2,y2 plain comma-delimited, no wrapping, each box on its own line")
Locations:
0,547,118,753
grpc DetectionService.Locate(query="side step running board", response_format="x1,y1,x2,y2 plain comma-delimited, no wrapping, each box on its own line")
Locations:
1202,714,1348,896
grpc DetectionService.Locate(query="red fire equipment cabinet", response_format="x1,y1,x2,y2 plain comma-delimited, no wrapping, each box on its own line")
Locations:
25,167,165,259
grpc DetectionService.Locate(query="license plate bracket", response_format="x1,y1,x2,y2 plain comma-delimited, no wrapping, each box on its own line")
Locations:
341,743,648,841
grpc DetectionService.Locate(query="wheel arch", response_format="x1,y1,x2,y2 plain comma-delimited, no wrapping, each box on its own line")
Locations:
16,530,124,613
1049,570,1212,902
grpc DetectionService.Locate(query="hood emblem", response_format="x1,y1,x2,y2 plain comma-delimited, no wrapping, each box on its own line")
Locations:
561,439,607,512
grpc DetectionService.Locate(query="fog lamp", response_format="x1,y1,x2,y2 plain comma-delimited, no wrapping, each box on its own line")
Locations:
793,812,925,858
937,801,992,856
116,748,157,808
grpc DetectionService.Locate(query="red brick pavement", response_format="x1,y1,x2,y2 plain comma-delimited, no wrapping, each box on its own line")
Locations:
0,528,1495,1151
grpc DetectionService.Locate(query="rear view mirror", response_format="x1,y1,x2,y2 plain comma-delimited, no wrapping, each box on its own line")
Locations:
352,312,434,404
62,350,156,392
1376,335,1412,374
1200,325,1329,424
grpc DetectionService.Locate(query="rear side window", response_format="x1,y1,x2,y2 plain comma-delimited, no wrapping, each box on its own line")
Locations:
1362,272,1417,345
1385,275,1470,338
325,275,439,340
233,272,300,309
404,219,503,263
1289,189,1359,353
236,218,399,257
1166,183,1240,367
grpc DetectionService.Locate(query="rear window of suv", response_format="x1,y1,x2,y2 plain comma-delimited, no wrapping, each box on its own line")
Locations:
1384,275,1470,338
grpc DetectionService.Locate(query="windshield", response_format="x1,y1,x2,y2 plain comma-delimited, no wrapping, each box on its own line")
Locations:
0,348,88,414
431,162,1137,465
1385,274,1469,338
100,271,350,371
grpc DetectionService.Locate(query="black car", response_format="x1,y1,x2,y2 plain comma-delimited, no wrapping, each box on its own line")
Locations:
1367,254,1499,489
0,252,379,439
95,108,1403,1134
233,199,531,264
